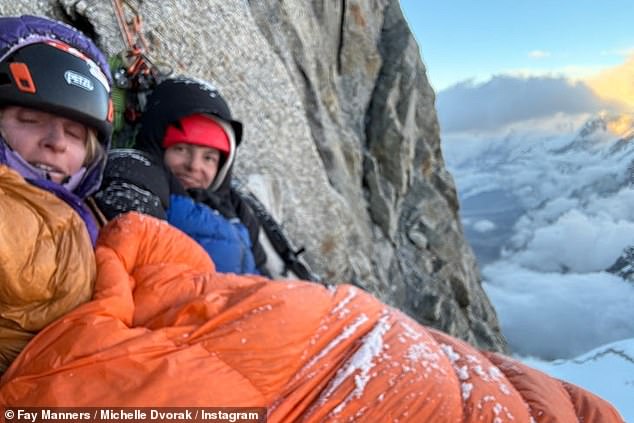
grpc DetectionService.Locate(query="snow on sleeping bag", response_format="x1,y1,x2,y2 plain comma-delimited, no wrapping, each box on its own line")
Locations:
0,213,624,422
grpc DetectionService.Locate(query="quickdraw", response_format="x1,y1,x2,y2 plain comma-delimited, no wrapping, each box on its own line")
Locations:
111,0,163,92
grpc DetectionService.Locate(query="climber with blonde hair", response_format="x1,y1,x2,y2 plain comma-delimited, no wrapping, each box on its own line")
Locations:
0,14,113,371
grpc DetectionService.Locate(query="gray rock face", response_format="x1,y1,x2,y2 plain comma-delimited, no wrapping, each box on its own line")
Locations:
0,0,507,352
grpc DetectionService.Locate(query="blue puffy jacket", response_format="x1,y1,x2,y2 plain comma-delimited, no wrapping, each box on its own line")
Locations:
167,194,259,274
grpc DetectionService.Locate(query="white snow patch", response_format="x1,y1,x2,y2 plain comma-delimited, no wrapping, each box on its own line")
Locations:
324,314,392,415
250,304,273,315
400,321,422,341
405,342,446,375
499,383,512,395
305,314,369,369
440,343,461,363
462,382,473,400
457,365,469,380
489,366,503,380
473,364,486,378
466,354,481,364
331,288,358,318
493,403,503,415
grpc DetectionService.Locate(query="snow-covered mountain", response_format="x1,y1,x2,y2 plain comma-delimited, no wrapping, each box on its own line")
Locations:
445,112,634,272
442,112,634,421
524,338,634,422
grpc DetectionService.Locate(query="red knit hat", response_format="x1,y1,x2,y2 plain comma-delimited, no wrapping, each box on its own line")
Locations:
162,114,230,153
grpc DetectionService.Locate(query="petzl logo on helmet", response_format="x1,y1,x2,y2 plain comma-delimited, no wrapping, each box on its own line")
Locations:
64,70,94,91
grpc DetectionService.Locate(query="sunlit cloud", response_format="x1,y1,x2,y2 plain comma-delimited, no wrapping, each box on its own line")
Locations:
528,50,551,59
436,75,624,133
586,55,634,110
605,114,634,137
500,64,611,81
436,54,634,133
430,64,613,93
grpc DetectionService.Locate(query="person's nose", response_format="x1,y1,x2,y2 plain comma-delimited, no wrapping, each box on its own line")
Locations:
41,121,68,153
186,152,204,172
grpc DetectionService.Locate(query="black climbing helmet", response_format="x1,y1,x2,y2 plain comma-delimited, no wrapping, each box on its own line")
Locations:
135,76,244,192
137,76,243,151
0,40,113,146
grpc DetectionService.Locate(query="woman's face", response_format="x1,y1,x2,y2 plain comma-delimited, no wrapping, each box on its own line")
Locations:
164,143,221,189
0,106,88,183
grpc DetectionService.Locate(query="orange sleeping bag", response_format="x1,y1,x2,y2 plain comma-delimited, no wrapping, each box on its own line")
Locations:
0,213,623,422
0,166,94,373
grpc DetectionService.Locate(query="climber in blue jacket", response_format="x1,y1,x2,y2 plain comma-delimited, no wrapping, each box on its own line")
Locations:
96,77,268,275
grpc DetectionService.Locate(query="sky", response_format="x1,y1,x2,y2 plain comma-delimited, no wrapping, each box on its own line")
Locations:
400,1,634,131
399,0,634,93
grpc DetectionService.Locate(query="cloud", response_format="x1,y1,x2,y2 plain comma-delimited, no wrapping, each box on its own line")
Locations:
600,47,634,57
587,55,634,109
473,219,496,233
436,75,625,133
501,65,611,81
512,208,634,273
528,50,551,59
484,263,634,359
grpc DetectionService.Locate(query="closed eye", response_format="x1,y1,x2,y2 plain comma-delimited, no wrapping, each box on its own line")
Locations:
17,109,45,124
17,116,41,124
65,128,85,140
